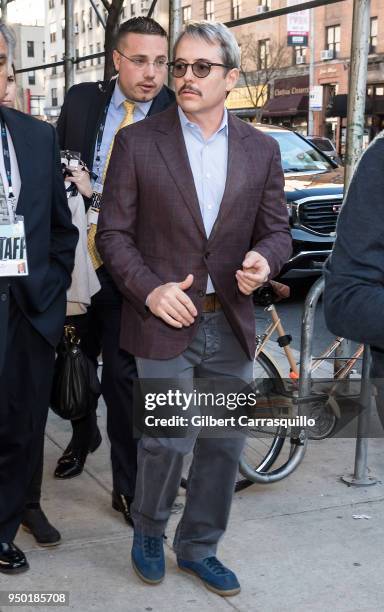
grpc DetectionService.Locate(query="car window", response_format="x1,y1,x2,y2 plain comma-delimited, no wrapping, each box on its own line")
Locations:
267,131,333,172
310,137,335,152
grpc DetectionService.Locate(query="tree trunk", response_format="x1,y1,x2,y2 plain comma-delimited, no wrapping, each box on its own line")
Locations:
103,0,124,81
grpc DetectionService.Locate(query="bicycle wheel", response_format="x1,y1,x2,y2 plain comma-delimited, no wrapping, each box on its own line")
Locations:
180,351,289,493
235,350,287,491
238,349,308,486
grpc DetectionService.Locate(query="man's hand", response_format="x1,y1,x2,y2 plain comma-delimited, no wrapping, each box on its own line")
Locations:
147,274,197,328
236,251,270,295
66,166,93,199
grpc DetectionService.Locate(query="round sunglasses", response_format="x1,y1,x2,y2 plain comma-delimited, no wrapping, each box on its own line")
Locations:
168,60,231,78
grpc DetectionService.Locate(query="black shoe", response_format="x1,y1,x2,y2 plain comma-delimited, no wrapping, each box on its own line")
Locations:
0,542,29,574
21,506,61,547
54,428,102,478
54,455,85,479
112,491,134,527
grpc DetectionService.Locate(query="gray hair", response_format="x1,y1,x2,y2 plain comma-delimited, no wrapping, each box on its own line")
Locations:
0,22,16,66
174,21,240,70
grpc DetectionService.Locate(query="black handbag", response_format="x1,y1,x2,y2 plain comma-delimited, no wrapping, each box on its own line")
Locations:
50,325,101,421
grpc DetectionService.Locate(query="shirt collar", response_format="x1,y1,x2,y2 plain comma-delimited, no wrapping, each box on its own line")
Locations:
112,80,153,118
178,106,228,139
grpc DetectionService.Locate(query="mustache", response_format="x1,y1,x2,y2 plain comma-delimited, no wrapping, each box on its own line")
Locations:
178,84,202,96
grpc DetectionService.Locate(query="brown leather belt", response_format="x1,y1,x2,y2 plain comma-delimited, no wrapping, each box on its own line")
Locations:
202,293,222,313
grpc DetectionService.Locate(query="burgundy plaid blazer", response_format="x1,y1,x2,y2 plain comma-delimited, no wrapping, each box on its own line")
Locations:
96,105,291,360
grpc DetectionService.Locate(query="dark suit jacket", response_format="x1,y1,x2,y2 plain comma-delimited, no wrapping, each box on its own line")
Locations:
0,107,78,373
324,135,384,371
96,105,291,360
56,78,176,171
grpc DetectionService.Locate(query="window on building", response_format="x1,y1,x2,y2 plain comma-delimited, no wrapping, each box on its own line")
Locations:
27,41,34,58
51,88,58,107
49,23,56,43
42,41,45,62
294,46,307,64
258,0,271,7
81,10,86,33
62,18,65,40
131,2,136,17
75,48,79,70
51,55,57,76
30,96,44,116
96,4,101,26
326,25,340,57
370,17,378,54
90,44,94,66
89,6,93,28
28,71,35,86
48,0,55,9
258,39,270,69
204,0,214,20
231,0,241,20
83,46,86,69
97,42,102,65
74,13,79,34
182,6,191,23
121,7,126,19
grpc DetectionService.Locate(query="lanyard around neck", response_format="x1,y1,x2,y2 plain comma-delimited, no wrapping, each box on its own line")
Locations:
0,117,14,197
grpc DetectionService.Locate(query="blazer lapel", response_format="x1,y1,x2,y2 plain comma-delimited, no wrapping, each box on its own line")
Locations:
153,108,206,238
208,115,252,244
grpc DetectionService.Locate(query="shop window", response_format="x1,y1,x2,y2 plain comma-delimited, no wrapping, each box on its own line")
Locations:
294,46,307,65
231,0,241,20
326,25,340,58
182,6,192,24
49,23,56,43
258,39,270,70
370,18,378,54
205,0,214,21
27,41,34,57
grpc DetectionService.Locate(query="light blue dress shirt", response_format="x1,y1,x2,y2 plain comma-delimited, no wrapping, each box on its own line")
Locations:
92,79,153,182
178,106,228,294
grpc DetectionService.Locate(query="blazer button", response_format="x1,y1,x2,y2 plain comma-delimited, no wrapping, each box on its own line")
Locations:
0,293,7,302
198,290,205,297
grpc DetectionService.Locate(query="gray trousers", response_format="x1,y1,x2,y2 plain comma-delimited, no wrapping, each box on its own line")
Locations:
131,310,253,561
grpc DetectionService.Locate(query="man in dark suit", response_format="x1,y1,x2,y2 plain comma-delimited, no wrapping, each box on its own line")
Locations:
56,17,175,525
0,22,78,573
97,21,291,595
324,134,384,419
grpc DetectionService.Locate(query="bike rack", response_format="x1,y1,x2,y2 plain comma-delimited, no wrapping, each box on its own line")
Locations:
299,275,377,487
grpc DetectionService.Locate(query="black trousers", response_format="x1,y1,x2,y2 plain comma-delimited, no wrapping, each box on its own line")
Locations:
59,267,138,497
0,297,55,541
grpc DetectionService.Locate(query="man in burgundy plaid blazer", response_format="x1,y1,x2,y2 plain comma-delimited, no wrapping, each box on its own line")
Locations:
97,21,291,596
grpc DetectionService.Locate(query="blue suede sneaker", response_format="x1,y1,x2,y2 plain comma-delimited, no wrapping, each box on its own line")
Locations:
177,556,241,596
131,532,165,584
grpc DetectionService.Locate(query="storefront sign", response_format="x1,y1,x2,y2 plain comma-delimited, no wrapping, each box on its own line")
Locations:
225,85,267,110
287,0,309,47
274,76,310,97
309,85,323,111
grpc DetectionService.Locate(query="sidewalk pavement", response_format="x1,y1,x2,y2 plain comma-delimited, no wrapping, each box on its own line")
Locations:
1,342,384,612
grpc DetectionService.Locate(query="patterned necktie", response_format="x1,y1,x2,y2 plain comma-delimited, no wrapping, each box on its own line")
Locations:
88,100,136,270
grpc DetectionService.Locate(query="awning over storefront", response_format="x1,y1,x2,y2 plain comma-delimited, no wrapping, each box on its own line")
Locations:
326,94,374,117
262,94,309,117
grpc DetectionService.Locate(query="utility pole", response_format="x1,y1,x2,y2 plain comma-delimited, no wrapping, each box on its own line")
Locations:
308,8,315,135
169,0,182,61
64,0,75,93
344,0,371,188
334,0,371,377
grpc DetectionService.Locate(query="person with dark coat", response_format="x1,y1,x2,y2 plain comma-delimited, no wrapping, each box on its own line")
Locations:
0,22,78,573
